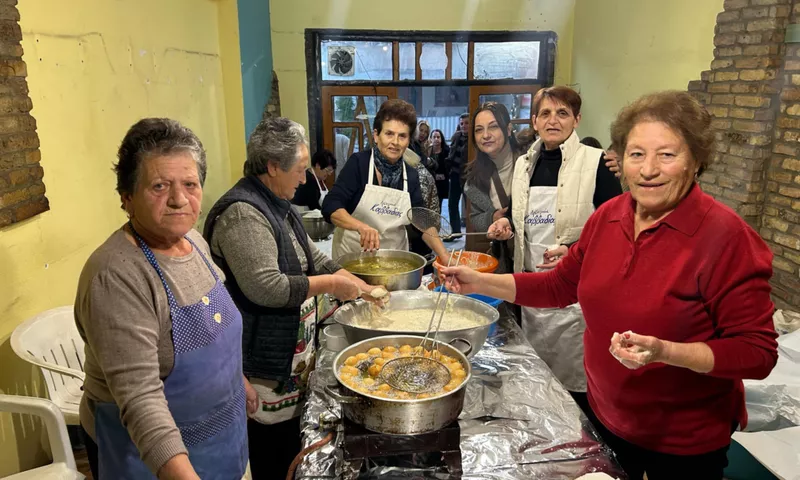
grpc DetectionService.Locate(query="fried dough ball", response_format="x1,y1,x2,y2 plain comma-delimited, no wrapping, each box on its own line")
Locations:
372,357,387,366
340,365,359,376
344,356,358,366
399,344,412,354
363,377,375,387
368,364,382,377
377,383,391,392
451,368,467,379
383,346,397,353
367,347,382,356
382,350,396,359
355,353,369,361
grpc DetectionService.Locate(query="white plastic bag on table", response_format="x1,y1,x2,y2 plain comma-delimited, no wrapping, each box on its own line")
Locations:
742,328,800,432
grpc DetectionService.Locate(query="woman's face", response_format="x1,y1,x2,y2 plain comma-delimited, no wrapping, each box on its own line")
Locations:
533,97,580,150
373,119,411,163
623,121,698,219
418,124,430,143
474,110,508,157
270,144,311,200
313,163,333,181
431,131,443,148
124,152,202,242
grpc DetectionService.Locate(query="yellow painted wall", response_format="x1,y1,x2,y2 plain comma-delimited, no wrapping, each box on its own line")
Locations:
270,0,577,128
0,0,243,475
571,0,722,146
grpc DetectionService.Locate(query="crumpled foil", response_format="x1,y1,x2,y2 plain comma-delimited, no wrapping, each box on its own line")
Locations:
297,315,626,479
742,328,800,432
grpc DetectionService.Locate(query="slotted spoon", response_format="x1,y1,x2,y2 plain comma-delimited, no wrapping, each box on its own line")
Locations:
378,249,463,394
407,207,514,241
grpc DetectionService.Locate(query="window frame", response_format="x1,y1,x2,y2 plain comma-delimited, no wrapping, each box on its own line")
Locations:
305,29,557,151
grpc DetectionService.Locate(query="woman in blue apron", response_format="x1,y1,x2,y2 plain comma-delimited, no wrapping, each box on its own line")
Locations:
74,118,251,479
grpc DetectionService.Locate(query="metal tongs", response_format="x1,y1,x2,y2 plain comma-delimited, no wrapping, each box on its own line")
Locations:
378,249,463,394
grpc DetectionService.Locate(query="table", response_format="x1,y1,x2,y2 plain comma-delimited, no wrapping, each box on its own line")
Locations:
297,313,626,479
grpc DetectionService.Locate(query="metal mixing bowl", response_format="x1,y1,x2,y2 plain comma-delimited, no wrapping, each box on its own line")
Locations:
302,214,335,241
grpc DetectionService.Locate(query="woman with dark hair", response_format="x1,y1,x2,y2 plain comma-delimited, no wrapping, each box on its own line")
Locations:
430,128,450,207
322,99,449,261
292,149,337,211
463,102,519,256
580,136,603,148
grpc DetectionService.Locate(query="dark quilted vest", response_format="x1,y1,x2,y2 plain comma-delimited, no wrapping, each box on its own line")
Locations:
203,175,315,381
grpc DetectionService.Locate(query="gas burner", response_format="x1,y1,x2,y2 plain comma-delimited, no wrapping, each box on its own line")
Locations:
341,417,462,479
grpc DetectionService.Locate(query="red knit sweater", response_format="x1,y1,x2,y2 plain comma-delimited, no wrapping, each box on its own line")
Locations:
513,184,778,455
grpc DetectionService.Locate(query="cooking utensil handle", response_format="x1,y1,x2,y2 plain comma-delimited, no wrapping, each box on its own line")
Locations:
423,253,437,267
324,385,362,404
448,338,473,357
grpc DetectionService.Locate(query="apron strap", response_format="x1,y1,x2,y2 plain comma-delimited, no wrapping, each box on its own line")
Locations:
127,222,220,309
367,151,376,185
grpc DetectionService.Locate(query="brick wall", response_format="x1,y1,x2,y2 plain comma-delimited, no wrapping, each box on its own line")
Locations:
689,0,800,309
0,0,46,228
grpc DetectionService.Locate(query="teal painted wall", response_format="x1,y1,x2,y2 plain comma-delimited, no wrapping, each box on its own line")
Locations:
238,0,273,139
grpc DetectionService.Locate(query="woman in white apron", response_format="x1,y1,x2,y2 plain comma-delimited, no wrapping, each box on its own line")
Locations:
291,149,335,211
322,99,449,262
204,117,382,479
488,86,622,413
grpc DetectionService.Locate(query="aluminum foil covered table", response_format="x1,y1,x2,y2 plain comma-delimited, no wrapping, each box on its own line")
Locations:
297,314,626,479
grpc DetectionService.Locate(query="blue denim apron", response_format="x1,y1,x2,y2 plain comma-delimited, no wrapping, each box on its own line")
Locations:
94,228,248,479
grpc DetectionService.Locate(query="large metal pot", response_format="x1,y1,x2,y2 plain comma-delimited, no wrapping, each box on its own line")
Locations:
334,290,499,358
336,249,428,292
326,335,470,435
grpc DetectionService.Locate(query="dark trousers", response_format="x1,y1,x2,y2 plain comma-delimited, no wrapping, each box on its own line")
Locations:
80,426,100,480
448,173,462,233
577,395,731,480
248,416,302,480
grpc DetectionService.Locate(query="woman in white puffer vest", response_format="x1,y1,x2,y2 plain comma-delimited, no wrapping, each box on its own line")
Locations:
488,86,621,414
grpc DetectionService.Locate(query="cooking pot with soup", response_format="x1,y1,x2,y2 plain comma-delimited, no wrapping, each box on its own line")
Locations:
334,290,500,358
337,250,430,292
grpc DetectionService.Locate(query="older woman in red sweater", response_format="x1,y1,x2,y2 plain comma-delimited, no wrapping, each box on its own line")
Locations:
442,91,778,480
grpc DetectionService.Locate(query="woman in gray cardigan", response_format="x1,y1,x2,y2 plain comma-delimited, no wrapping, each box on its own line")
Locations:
463,102,520,270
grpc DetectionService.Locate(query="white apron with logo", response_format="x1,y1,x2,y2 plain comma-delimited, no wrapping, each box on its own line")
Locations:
522,186,587,392
250,296,317,424
331,151,412,261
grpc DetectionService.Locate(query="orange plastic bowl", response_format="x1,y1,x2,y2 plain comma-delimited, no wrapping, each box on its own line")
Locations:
433,251,498,274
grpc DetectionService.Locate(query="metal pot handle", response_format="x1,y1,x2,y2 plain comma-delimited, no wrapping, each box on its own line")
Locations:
324,384,362,404
448,337,473,356
423,253,437,267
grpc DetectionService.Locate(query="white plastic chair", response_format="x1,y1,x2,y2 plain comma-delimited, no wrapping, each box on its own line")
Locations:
0,394,85,479
10,306,86,425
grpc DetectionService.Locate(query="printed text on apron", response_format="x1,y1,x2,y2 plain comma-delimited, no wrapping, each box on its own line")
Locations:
331,151,412,260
